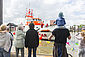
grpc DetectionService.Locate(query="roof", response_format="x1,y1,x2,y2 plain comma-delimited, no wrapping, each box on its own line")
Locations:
32,18,41,20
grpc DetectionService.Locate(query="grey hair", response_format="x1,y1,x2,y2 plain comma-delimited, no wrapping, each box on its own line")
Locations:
18,25,23,30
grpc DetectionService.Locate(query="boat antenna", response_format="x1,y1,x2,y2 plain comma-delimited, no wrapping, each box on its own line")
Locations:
29,1,30,9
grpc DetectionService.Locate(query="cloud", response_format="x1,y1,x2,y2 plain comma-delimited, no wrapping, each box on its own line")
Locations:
43,0,57,4
3,0,85,25
43,0,70,5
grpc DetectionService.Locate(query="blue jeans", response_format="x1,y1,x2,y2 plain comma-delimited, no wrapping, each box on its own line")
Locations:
0,48,9,57
58,45,62,57
53,43,67,57
28,48,37,57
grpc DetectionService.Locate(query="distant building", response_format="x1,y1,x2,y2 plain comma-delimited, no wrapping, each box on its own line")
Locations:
50,20,56,26
0,0,3,25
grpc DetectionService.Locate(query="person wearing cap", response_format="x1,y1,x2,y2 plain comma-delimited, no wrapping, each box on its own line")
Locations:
14,25,25,57
48,24,71,57
55,12,66,28
0,25,12,57
75,28,85,57
25,23,39,57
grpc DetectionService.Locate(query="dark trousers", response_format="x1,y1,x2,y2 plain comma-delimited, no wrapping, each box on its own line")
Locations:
9,47,11,57
53,43,68,57
9,41,13,57
28,48,37,57
16,48,24,57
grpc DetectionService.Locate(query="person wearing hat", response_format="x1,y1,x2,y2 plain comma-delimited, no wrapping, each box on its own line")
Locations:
55,12,66,28
75,28,85,57
0,25,12,57
25,23,39,57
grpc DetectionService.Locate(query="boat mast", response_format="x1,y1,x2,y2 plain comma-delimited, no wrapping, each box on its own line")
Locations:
25,1,33,25
25,1,33,18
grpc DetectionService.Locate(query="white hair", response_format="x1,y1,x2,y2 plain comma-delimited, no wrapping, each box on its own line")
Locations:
18,25,23,30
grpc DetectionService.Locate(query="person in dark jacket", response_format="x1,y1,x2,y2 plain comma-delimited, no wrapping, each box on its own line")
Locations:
25,23,39,57
48,28,71,57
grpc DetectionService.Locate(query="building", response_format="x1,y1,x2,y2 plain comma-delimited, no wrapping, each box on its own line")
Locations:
50,20,56,26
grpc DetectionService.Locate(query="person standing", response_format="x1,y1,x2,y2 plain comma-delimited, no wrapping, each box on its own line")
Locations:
14,25,25,57
75,28,85,57
7,27,13,57
25,23,39,57
48,27,71,57
0,25,12,57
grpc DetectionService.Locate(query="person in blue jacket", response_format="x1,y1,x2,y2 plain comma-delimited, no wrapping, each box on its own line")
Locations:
56,12,66,28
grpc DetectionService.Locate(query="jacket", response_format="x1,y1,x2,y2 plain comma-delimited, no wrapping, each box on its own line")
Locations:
0,31,12,52
25,29,39,48
14,30,25,48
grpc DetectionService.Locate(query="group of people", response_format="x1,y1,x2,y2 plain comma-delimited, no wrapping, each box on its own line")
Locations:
54,12,85,57
0,23,39,57
48,12,71,57
0,12,85,57
14,23,39,57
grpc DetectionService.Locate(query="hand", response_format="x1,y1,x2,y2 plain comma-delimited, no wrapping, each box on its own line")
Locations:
48,38,51,40
48,34,53,40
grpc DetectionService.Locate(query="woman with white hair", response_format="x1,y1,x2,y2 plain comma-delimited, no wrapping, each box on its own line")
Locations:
14,25,25,57
0,25,12,57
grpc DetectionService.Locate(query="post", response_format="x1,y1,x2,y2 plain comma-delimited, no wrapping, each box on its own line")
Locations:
9,24,11,32
0,0,3,25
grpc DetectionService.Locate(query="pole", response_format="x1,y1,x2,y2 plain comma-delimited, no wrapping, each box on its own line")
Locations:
9,24,11,32
0,0,3,25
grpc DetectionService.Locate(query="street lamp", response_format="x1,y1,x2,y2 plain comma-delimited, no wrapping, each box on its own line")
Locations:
0,0,3,25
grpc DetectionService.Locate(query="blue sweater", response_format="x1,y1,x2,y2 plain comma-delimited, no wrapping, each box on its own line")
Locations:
56,17,66,26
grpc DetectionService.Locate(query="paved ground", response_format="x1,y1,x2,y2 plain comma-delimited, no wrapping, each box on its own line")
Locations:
11,52,53,57
11,53,52,57
11,46,53,57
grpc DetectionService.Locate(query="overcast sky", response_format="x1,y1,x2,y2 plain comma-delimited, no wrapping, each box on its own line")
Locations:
3,0,85,25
